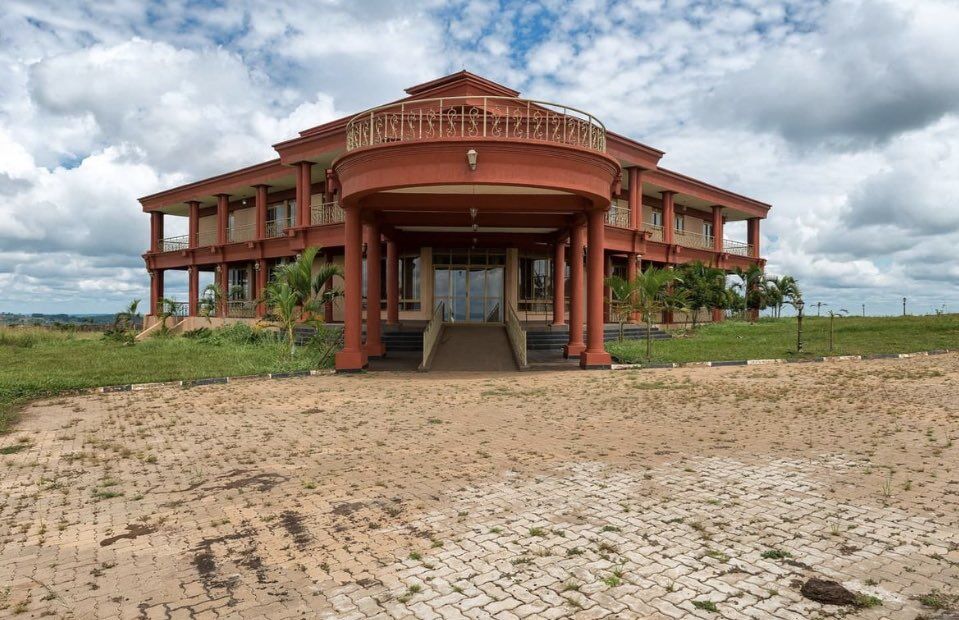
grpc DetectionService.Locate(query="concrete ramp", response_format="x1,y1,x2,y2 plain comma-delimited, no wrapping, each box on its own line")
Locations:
429,324,518,372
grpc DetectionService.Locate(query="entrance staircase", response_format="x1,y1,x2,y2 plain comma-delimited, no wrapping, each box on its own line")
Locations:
428,324,518,372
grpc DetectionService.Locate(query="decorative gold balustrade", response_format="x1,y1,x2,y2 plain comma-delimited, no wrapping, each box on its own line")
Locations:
604,201,630,228
346,96,606,154
310,201,344,226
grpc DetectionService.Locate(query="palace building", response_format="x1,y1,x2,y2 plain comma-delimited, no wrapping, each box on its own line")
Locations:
141,71,769,371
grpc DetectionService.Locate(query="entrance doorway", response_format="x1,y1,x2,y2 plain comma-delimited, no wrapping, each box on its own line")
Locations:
433,249,505,322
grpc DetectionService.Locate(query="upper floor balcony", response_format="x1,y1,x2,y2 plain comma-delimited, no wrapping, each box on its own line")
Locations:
345,96,607,154
605,201,756,257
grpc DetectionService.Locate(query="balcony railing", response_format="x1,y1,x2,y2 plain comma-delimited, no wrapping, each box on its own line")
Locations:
311,201,344,226
227,224,255,243
346,96,606,154
197,230,217,246
674,229,714,251
159,235,189,252
605,201,630,228
265,218,292,238
226,300,256,318
723,239,753,257
645,223,664,242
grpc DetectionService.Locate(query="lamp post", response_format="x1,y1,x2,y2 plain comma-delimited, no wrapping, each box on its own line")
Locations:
795,298,805,354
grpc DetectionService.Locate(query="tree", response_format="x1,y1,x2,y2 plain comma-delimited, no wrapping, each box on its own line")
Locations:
259,246,343,354
106,299,141,343
633,265,682,360
676,261,726,329
155,297,182,336
733,264,767,320
763,275,801,318
605,275,636,342
198,283,223,320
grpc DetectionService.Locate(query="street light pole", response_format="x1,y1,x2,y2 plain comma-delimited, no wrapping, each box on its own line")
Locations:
796,299,805,354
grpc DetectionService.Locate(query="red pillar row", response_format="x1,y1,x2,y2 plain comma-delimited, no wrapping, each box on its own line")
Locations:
188,267,199,317
150,269,164,315
364,219,385,357
712,205,724,253
187,201,200,249
335,206,368,371
216,194,229,245
662,191,676,245
564,223,585,358
296,161,313,226
552,241,565,326
748,217,761,257
255,185,268,240
581,208,612,369
628,167,643,230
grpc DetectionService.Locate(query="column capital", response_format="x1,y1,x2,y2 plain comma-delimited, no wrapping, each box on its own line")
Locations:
660,189,677,197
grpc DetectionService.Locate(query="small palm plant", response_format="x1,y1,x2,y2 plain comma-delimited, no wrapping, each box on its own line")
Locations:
259,246,343,355
633,266,682,360
198,283,223,320
155,297,182,336
605,275,635,342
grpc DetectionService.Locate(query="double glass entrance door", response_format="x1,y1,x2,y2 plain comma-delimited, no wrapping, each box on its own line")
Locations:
434,267,504,322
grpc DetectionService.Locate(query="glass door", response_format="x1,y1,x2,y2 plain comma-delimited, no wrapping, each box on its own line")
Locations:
433,251,505,323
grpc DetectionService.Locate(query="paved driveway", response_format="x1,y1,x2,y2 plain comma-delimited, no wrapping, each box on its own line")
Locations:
1,355,957,618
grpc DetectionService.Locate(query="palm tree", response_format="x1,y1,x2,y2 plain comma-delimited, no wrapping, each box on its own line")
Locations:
677,261,726,329
633,265,682,360
733,264,767,320
198,283,223,320
605,275,636,342
259,246,343,354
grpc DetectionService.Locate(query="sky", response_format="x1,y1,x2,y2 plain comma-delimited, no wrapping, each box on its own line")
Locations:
1,0,957,316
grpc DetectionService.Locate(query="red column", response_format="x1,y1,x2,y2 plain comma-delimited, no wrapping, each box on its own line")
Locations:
627,253,638,323
150,212,163,252
662,191,676,245
187,201,200,248
216,194,229,245
603,253,612,323
386,239,399,325
188,266,199,316
255,185,268,240
748,218,761,257
255,260,267,318
324,249,335,323
335,206,368,371
296,162,313,227
628,168,643,230
564,224,586,358
712,205,724,253
581,209,613,369
552,241,566,326
218,264,229,317
364,218,385,357
149,269,164,315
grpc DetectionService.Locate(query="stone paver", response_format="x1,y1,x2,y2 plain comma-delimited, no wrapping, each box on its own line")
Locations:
1,355,958,618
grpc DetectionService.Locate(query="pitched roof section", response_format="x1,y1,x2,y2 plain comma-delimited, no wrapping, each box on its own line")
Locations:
403,70,521,98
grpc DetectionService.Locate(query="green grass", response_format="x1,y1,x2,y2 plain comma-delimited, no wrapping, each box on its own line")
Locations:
608,314,959,364
0,325,332,434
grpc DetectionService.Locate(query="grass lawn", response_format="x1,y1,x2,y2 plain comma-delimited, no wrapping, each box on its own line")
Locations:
608,314,959,364
0,326,332,433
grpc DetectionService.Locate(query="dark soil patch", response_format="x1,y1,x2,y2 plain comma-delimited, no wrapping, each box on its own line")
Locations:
204,470,288,493
279,510,312,549
100,523,158,547
799,578,857,606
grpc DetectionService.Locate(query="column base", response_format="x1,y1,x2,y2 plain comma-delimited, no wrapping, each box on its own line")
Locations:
579,350,612,369
563,343,586,358
551,320,566,328
335,349,368,372
364,341,386,358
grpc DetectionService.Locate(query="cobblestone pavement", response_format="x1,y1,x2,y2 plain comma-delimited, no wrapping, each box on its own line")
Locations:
2,355,958,618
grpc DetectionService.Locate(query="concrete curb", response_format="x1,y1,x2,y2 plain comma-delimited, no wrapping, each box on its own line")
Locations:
611,349,952,372
95,368,332,395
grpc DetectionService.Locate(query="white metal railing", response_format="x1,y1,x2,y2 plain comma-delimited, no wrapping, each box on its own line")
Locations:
159,235,189,252
645,223,664,242
227,224,255,243
420,301,445,370
505,304,528,369
724,238,753,257
311,201,344,226
674,229,714,251
346,96,606,154
226,300,256,318
605,201,630,227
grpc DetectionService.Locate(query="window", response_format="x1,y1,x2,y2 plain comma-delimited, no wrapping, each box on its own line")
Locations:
704,223,714,239
228,265,251,300
651,211,663,227
266,200,295,237
518,255,552,312
675,214,684,231
400,255,420,311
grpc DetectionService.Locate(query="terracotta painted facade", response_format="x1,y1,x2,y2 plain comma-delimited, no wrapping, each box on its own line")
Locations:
141,72,770,370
